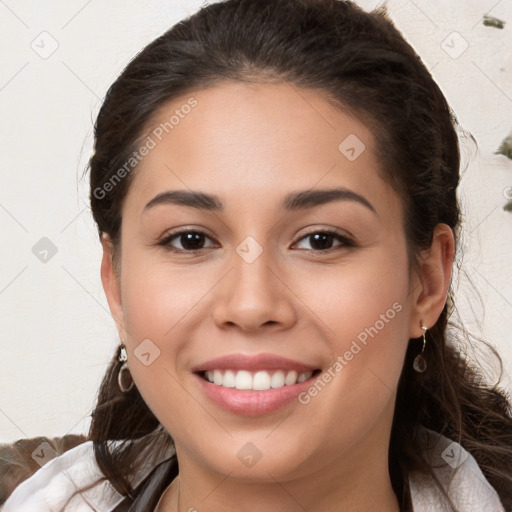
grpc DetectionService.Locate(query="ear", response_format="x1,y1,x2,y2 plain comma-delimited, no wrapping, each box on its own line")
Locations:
409,223,455,338
100,233,128,340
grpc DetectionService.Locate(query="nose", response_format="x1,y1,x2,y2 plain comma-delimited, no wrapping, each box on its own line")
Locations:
211,245,297,333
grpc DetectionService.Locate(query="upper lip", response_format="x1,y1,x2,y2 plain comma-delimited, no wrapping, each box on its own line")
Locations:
191,353,319,373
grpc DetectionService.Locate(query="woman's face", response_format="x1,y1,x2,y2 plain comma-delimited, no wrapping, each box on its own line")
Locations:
102,81,428,482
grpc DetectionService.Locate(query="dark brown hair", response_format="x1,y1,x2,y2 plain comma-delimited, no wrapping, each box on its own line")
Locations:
82,0,512,510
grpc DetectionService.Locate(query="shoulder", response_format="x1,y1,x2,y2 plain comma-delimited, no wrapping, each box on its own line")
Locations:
409,427,506,512
2,428,176,512
1,440,124,511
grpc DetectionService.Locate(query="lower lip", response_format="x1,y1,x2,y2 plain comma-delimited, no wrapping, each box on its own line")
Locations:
194,373,318,416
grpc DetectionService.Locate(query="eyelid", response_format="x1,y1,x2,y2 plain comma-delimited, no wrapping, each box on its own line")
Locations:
292,228,355,251
157,226,355,253
157,227,219,251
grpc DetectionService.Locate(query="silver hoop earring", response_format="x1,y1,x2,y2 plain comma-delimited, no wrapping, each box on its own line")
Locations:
118,343,134,392
413,324,428,373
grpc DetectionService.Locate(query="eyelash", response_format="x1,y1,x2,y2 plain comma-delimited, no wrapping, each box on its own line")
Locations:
156,228,355,254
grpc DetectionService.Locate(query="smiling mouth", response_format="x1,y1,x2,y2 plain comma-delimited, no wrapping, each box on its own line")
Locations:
199,368,322,390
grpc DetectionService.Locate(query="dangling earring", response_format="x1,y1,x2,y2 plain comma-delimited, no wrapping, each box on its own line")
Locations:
118,342,134,392
413,324,428,373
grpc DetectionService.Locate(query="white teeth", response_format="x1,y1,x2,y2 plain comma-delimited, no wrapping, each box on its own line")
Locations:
223,370,236,388
213,369,223,385
234,370,252,389
203,369,314,390
297,371,312,383
253,371,271,390
285,370,298,386
271,370,285,388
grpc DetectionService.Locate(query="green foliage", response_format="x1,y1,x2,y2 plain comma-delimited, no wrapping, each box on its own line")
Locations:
496,137,512,160
483,16,505,29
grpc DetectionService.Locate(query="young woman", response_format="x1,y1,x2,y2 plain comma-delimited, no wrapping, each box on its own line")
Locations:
3,0,512,510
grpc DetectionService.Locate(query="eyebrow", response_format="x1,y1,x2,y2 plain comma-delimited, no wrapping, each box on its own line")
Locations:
143,187,377,215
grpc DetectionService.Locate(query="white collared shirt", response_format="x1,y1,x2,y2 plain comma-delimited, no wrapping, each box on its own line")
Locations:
2,428,506,511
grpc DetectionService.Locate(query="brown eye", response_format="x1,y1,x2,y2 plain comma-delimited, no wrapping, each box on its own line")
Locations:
158,230,217,252
294,230,354,252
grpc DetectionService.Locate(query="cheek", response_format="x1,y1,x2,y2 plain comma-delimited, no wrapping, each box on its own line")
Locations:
116,247,197,408
306,246,410,348
116,243,241,430
120,247,208,340
295,246,411,424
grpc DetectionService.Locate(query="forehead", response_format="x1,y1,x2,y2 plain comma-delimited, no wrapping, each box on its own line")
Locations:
123,80,398,217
